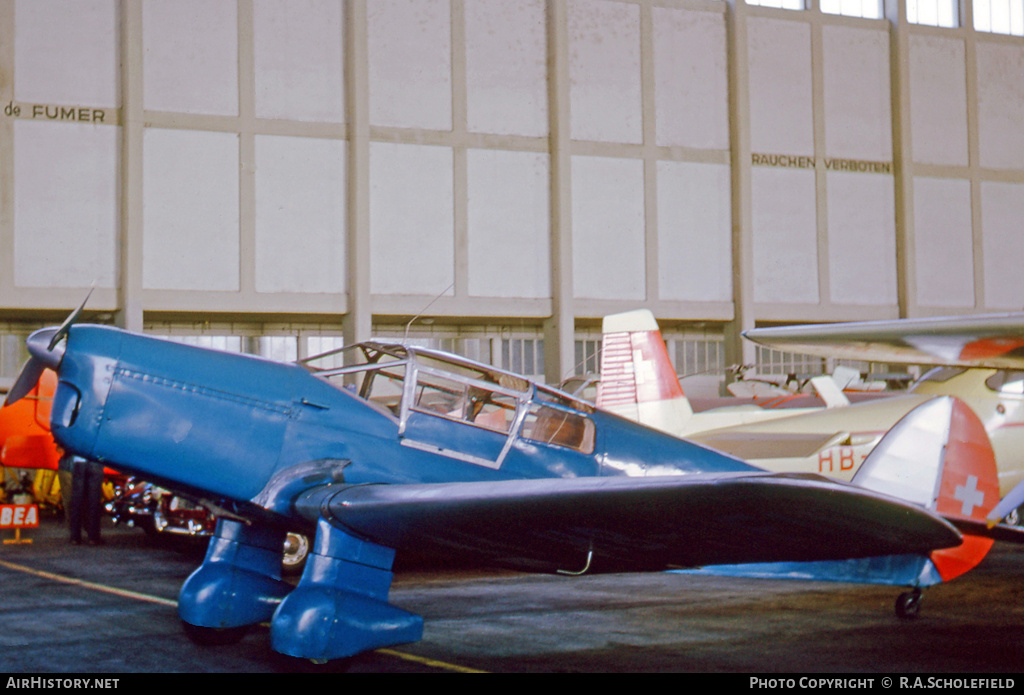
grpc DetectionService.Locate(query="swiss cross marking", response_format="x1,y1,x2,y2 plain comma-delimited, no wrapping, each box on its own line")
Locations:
954,475,985,517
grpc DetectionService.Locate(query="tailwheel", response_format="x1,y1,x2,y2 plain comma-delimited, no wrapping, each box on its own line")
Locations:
895,589,922,620
181,621,251,646
1004,504,1023,527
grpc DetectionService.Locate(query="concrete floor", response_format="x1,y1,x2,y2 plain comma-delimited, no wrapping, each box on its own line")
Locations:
1,515,1022,673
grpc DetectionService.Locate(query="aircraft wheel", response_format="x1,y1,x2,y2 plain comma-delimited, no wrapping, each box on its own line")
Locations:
1004,505,1022,527
895,590,921,620
181,621,251,646
281,532,310,576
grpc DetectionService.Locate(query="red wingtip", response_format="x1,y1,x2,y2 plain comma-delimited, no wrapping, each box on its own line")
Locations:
930,398,999,582
958,337,1024,363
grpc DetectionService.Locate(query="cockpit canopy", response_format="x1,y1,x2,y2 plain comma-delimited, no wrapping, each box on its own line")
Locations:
300,342,596,454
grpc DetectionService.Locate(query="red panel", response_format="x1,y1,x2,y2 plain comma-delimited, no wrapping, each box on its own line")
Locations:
630,331,686,402
598,329,685,408
1,434,60,471
930,398,1000,582
959,338,1024,362
931,534,994,583
0,369,59,470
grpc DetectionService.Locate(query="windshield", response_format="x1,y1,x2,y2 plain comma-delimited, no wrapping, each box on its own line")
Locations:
301,342,409,414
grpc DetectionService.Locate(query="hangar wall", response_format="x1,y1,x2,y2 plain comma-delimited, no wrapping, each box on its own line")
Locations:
0,0,1022,386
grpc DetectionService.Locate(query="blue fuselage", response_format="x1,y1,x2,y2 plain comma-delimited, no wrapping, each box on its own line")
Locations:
50,325,756,519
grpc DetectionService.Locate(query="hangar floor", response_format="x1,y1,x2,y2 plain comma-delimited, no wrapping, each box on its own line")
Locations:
1,515,1022,674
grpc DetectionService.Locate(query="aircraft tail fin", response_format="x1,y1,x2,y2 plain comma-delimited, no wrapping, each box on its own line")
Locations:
597,310,692,434
678,396,999,591
808,375,851,408
851,396,998,582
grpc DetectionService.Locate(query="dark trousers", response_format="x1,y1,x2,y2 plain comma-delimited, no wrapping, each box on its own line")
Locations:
69,458,104,543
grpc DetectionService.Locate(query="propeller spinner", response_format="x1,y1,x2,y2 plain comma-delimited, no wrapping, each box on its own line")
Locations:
4,289,93,407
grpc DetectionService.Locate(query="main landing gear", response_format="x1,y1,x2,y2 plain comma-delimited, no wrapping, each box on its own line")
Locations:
895,588,922,619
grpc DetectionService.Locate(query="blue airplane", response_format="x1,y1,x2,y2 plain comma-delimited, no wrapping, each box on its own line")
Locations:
4,309,986,666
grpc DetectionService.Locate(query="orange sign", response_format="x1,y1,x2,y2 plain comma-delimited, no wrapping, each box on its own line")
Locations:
0,504,39,528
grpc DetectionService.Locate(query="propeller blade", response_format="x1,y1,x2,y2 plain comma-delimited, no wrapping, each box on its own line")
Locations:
48,286,94,351
4,358,46,407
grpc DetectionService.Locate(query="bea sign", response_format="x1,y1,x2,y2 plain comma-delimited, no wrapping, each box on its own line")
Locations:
0,505,39,528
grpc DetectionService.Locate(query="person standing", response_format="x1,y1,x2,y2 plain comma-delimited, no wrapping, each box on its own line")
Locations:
63,453,105,545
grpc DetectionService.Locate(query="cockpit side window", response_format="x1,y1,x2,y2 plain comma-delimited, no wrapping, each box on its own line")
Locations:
521,404,595,454
411,369,520,433
469,389,520,433
413,372,469,418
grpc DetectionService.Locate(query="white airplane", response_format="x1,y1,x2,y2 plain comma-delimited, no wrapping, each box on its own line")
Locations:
594,309,1024,527
743,313,1024,527
595,310,855,433
590,310,1024,615
593,311,1024,614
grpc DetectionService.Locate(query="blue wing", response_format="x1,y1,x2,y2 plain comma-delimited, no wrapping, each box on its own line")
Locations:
299,472,960,572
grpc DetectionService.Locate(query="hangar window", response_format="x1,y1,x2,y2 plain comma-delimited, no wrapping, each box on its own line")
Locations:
0,330,31,380
671,336,725,379
575,339,602,376
164,335,243,352
907,0,960,26
746,0,805,9
974,0,1024,34
820,0,883,18
306,336,348,369
501,338,544,381
258,336,298,362
156,333,299,363
754,345,825,379
406,337,493,366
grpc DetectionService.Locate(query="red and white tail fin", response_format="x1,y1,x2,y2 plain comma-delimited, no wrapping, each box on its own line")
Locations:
597,310,692,434
853,396,998,582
